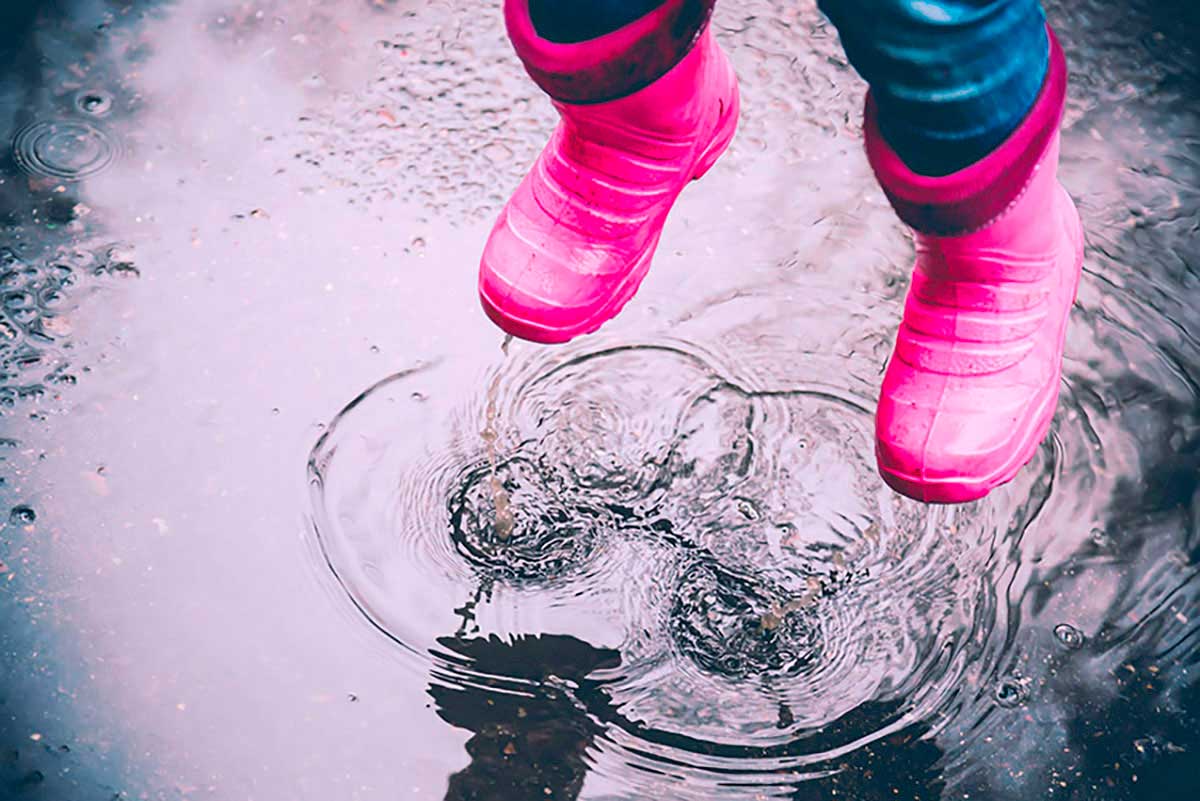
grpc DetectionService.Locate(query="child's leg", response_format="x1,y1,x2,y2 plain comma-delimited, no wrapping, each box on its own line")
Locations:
479,0,737,343
820,1,1082,503
819,0,1049,176
528,0,667,43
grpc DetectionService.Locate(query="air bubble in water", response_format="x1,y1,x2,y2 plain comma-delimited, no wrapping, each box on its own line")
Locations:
735,497,761,520
9,505,36,525
75,90,114,116
1053,623,1086,650
995,675,1030,708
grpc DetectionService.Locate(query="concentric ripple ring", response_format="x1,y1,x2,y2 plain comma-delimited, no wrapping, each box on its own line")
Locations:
12,120,119,180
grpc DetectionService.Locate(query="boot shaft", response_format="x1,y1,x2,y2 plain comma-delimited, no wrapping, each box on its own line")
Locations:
865,25,1068,244
913,134,1067,286
554,28,733,144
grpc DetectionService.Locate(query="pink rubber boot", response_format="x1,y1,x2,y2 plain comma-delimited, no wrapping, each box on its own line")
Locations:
867,29,1084,504
479,0,738,344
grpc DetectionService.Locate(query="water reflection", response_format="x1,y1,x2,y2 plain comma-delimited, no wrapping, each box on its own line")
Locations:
428,631,948,800
430,634,618,801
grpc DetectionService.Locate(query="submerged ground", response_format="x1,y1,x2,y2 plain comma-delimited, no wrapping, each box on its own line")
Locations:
1,1,1198,799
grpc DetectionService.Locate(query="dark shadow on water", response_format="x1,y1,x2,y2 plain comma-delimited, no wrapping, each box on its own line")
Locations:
1059,656,1200,800
1052,383,1200,800
0,3,154,799
429,633,946,800
0,4,44,54
430,634,620,801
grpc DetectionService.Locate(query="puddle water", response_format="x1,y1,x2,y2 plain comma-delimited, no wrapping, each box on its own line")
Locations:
1,1,1198,800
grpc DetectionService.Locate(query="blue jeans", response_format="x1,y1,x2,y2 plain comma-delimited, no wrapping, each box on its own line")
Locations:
527,0,666,43
818,0,1049,174
526,0,1050,175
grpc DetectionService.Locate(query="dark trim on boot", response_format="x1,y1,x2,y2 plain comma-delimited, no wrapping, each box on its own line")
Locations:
505,0,716,105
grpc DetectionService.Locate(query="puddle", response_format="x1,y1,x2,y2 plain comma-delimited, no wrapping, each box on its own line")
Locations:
1,1,1198,800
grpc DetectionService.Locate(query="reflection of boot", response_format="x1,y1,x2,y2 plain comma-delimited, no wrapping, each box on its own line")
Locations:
479,0,738,344
868,29,1083,503
430,634,620,801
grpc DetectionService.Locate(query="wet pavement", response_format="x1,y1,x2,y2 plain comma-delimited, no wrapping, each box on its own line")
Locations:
1,1,1198,799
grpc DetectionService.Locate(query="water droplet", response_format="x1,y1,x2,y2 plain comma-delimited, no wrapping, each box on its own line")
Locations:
99,246,139,278
0,268,32,290
75,90,114,116
9,505,36,525
735,496,760,520
12,120,119,181
994,675,1030,708
50,264,76,286
1054,623,1086,650
38,288,64,309
10,306,37,325
4,291,34,310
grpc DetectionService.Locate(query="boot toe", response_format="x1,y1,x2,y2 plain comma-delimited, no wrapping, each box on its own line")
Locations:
478,204,646,343
874,365,1051,503
876,405,1012,504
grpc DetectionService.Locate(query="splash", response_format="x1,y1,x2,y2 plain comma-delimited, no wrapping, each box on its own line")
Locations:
481,369,515,542
308,337,1047,792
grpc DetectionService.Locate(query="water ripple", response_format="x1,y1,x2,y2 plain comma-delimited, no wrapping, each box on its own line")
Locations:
12,120,120,181
308,334,1051,789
